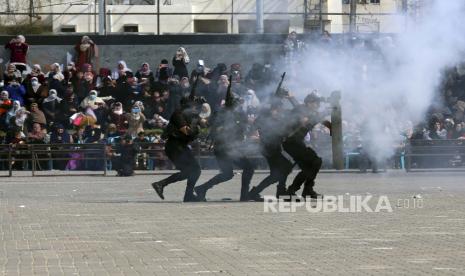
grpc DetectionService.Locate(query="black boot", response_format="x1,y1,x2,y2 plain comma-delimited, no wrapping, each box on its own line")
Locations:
194,185,209,201
247,186,264,202
302,184,323,199
151,181,165,200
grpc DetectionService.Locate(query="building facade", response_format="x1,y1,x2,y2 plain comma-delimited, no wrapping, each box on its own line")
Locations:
0,0,420,34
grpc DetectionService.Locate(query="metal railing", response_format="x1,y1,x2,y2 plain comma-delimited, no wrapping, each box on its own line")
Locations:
405,139,465,171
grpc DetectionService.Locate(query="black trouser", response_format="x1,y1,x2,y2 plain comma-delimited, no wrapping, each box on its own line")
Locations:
158,139,201,201
283,140,322,196
196,147,255,201
250,148,293,197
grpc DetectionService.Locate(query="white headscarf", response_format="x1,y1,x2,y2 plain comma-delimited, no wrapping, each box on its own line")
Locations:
43,89,62,104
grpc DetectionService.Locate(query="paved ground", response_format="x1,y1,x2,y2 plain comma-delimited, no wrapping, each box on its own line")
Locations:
0,170,465,275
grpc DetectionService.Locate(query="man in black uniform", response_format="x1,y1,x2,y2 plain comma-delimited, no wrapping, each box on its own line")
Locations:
194,76,256,201
283,92,330,199
151,93,203,202
247,97,293,200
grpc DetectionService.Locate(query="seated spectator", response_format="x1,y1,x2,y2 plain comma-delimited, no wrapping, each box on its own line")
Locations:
4,35,29,73
155,59,173,85
147,113,168,130
96,68,112,89
27,122,46,144
3,64,22,84
0,91,13,118
172,47,190,79
135,62,155,87
5,78,26,106
112,60,132,81
25,64,46,85
76,71,96,102
27,103,47,130
25,76,48,105
108,102,128,134
46,63,62,81
199,103,211,128
105,123,120,139
80,90,111,110
8,102,29,132
41,89,64,127
126,104,145,137
426,121,447,139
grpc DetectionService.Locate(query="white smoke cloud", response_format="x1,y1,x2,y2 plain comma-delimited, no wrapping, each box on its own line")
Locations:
290,0,465,162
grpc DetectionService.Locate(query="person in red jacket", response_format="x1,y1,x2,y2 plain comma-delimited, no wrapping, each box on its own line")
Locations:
4,35,29,73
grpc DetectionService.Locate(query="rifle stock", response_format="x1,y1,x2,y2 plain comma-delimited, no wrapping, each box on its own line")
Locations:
274,72,286,96
225,75,234,108
189,76,200,100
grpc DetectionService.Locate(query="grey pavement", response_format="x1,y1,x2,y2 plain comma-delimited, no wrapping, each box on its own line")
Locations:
1,170,465,275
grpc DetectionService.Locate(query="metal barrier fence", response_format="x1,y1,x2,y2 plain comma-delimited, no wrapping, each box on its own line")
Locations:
405,139,465,171
0,140,264,177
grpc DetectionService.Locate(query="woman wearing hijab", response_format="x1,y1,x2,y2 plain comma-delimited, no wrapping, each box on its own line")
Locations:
4,64,22,84
135,62,155,86
111,60,132,81
74,36,98,70
25,64,46,85
172,47,190,79
50,124,73,170
25,76,48,106
125,104,145,137
41,89,63,127
199,103,211,129
108,102,128,135
80,90,112,110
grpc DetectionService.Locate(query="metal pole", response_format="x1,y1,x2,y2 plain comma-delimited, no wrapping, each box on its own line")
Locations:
103,144,107,176
157,0,160,35
256,0,264,34
319,0,323,34
329,91,344,170
29,0,33,24
230,0,234,34
303,0,308,33
349,0,357,33
98,0,105,35
8,145,12,177
31,146,36,176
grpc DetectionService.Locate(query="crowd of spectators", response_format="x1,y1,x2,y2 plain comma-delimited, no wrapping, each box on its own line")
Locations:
0,34,285,171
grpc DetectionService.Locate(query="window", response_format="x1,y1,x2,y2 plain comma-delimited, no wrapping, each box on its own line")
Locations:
370,0,380,3
60,25,76,33
194,20,228,33
123,24,139,32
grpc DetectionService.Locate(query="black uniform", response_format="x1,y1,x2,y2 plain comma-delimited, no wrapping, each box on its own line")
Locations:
283,106,323,198
194,106,255,201
248,107,293,198
113,140,139,176
152,107,201,202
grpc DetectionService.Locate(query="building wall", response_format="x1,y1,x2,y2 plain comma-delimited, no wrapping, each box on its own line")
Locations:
0,0,407,34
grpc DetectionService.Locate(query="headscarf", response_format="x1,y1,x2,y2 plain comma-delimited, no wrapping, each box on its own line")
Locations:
140,62,151,74
0,90,9,100
50,124,71,143
243,89,260,111
112,60,131,80
7,100,21,118
31,77,40,93
199,103,211,119
43,89,62,104
176,47,190,64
